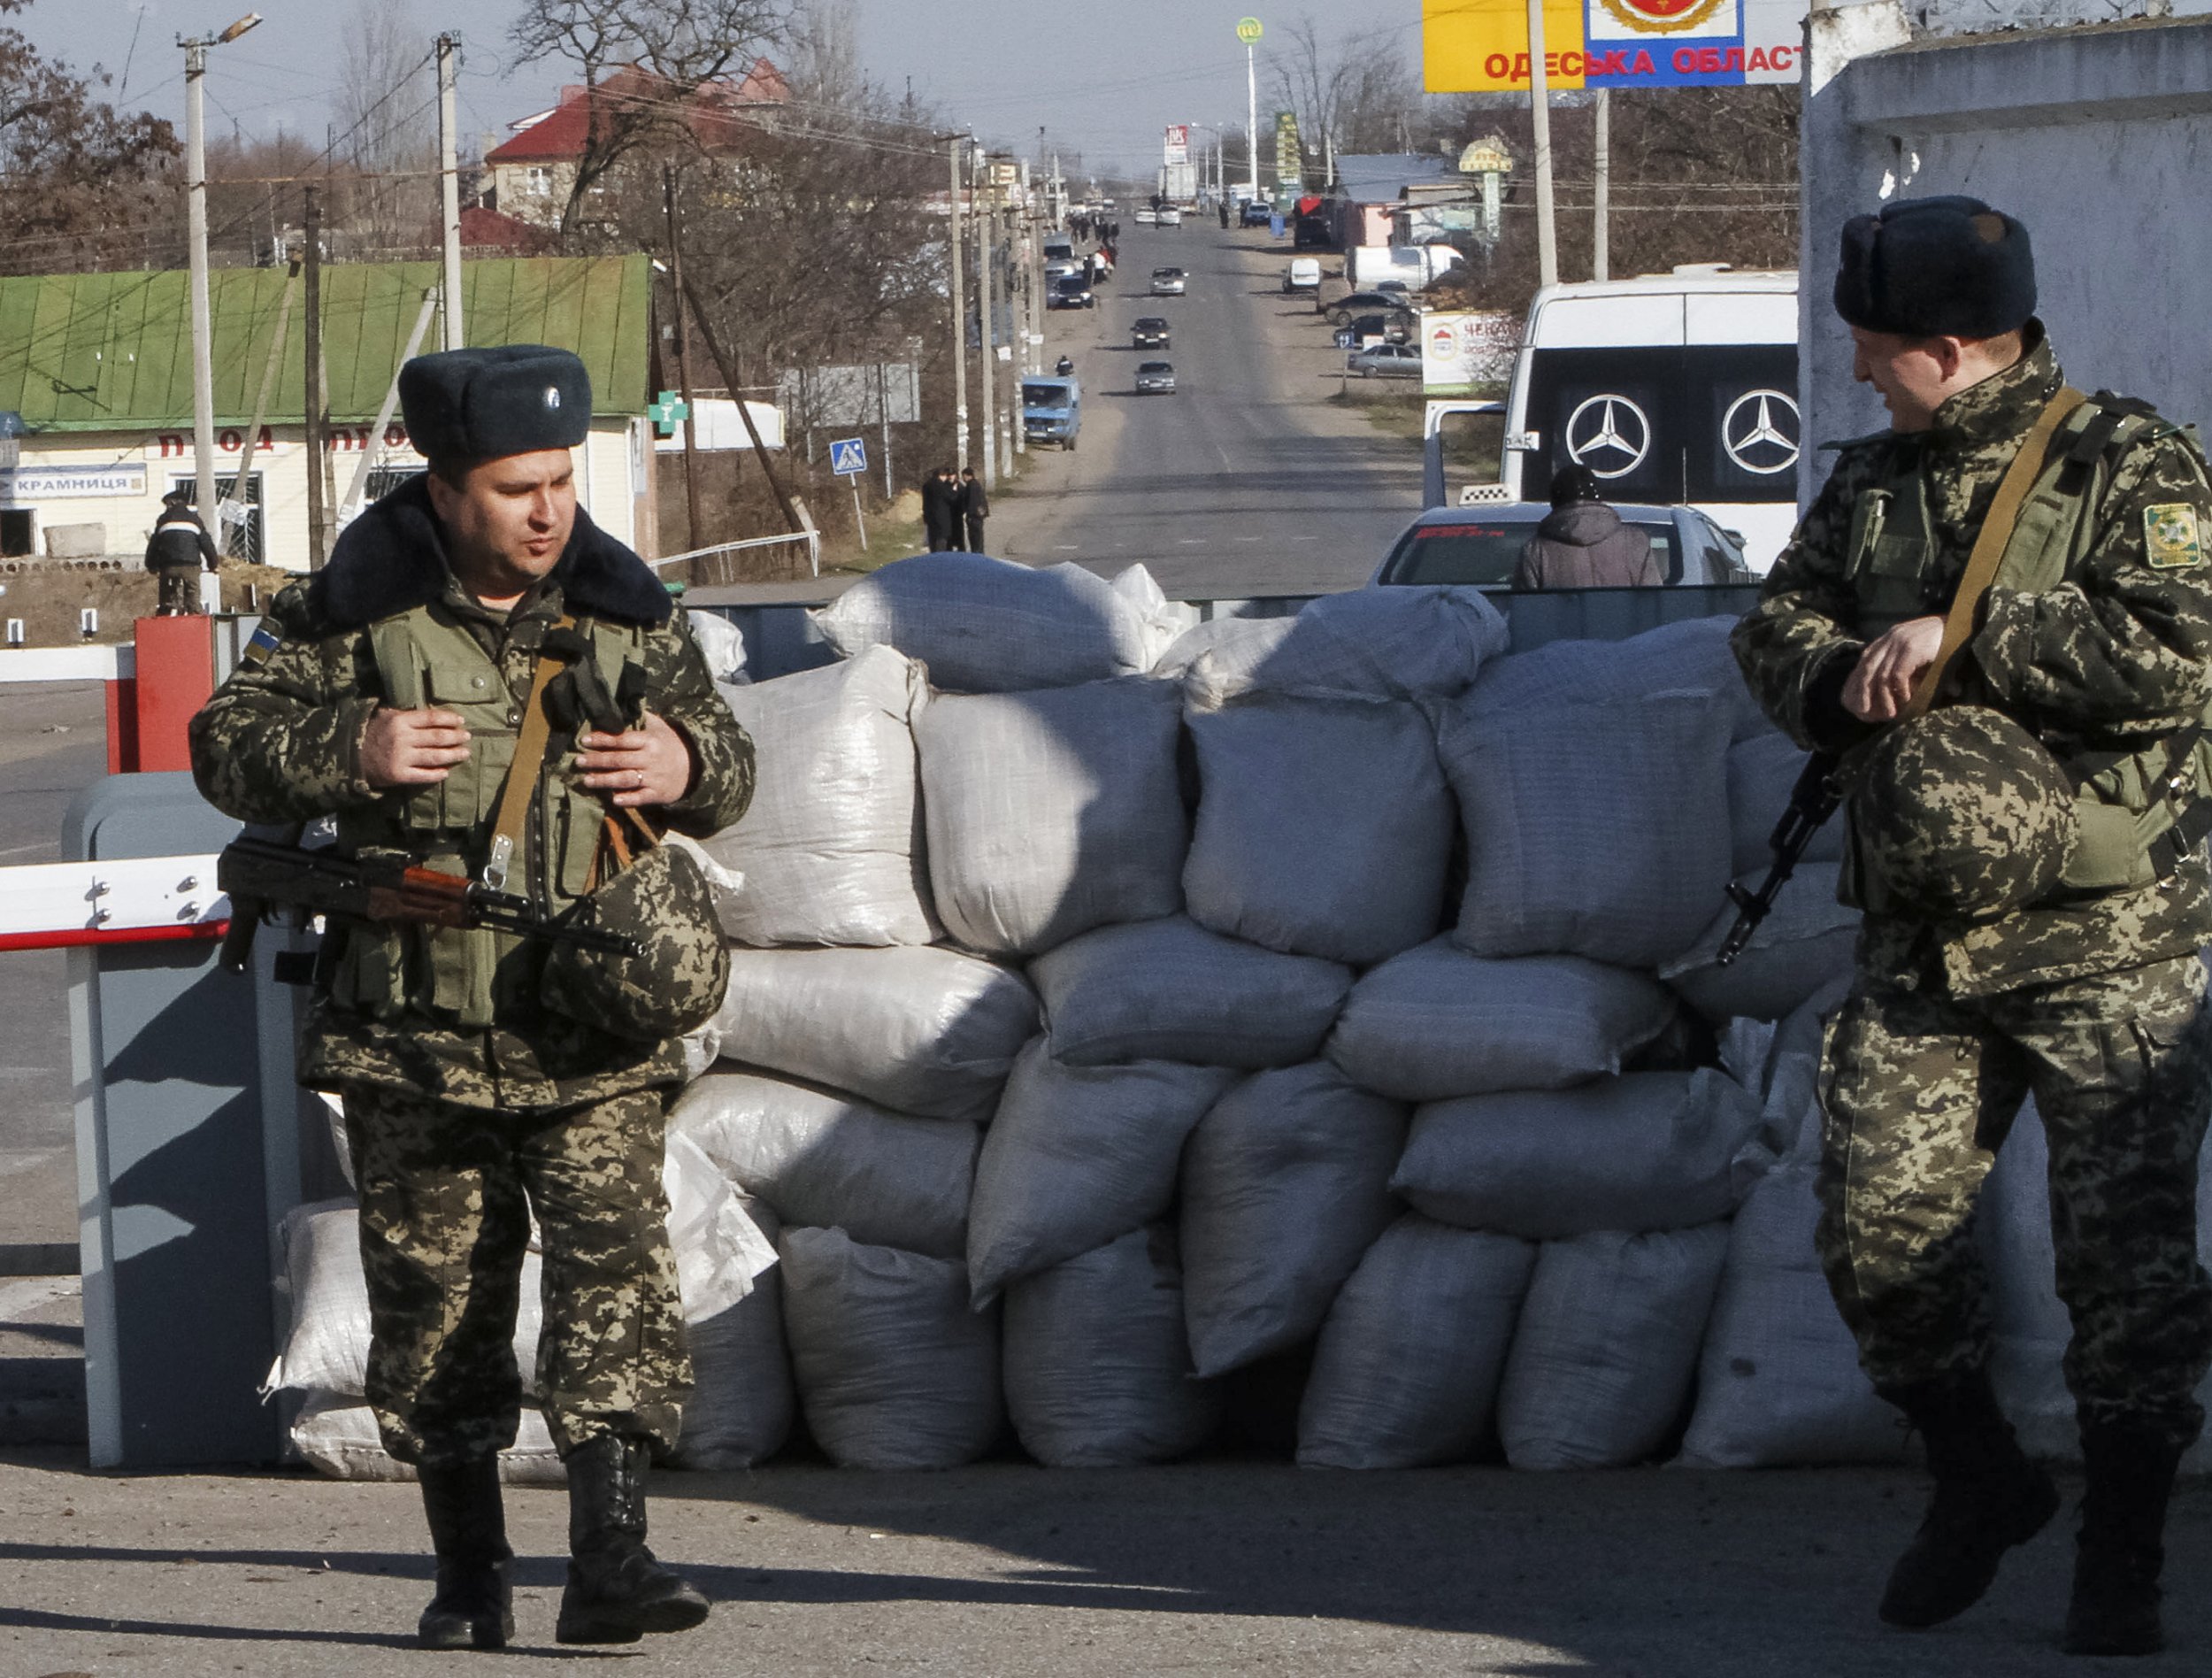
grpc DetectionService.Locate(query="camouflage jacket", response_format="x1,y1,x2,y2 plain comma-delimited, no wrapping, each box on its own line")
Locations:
189,477,754,1110
1732,329,2212,995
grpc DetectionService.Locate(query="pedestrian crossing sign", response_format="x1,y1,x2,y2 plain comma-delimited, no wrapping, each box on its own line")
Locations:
830,437,868,476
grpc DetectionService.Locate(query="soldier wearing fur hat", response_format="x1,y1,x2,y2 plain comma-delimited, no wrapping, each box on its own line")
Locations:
1734,196,2212,1656
188,344,754,1651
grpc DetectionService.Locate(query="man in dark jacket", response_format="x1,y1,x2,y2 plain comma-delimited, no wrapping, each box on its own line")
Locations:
920,466,957,551
1513,465,1662,589
146,489,219,615
959,467,989,553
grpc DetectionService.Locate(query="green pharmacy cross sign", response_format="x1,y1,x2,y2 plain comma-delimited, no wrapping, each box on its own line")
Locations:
649,390,691,437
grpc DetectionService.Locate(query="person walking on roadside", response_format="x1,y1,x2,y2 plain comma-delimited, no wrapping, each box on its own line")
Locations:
921,466,961,551
1512,465,1660,589
960,466,990,554
146,488,219,615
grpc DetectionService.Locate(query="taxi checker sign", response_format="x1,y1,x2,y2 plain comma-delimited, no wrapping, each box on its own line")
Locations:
1721,388,1801,476
1564,394,1652,480
829,436,868,476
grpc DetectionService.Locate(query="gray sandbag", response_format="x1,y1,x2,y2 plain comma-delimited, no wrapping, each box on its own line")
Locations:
811,552,1154,691
1030,915,1352,1069
1153,614,1294,684
967,1042,1240,1305
1761,972,1855,1161
290,1392,566,1484
706,944,1038,1121
1327,939,1677,1101
1002,1225,1222,1467
1180,1064,1409,1378
1661,863,1859,1024
1176,584,1508,707
687,608,749,684
670,1068,978,1259
674,1194,795,1470
778,1227,1002,1470
918,676,1187,957
1498,1224,1731,1470
1466,615,1769,743
701,645,937,947
1184,694,1454,966
1727,730,1847,877
1297,1214,1538,1469
1441,690,1734,967
1676,1157,1908,1467
1393,1070,1765,1239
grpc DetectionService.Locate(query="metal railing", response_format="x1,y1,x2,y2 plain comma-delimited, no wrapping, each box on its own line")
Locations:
649,529,821,582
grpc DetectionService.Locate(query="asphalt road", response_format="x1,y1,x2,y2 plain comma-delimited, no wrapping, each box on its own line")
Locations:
987,222,1424,598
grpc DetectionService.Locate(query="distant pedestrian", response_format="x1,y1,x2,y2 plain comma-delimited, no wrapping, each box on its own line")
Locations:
921,466,958,551
960,467,989,554
1218,201,1230,229
1512,465,1661,589
145,489,218,615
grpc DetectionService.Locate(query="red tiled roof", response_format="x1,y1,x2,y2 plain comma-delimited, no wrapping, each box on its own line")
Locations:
457,204,557,252
487,59,787,164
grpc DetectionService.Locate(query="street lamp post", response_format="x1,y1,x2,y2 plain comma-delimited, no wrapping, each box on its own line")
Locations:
1238,18,1263,202
180,12,262,551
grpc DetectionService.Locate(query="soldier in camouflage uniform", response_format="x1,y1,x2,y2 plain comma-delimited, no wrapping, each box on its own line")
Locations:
190,345,754,1651
1734,197,2212,1658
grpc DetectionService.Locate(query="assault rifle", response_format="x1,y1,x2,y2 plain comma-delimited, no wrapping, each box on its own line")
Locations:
215,835,640,974
1717,750,1842,966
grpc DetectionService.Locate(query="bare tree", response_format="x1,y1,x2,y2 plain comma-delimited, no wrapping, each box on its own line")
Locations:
334,8,440,253
1268,11,1439,184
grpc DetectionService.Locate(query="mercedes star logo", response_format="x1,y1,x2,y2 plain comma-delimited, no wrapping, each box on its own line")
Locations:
1721,389,1801,476
1564,394,1653,480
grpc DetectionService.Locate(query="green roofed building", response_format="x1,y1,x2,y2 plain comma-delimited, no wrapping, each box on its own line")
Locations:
0,255,660,569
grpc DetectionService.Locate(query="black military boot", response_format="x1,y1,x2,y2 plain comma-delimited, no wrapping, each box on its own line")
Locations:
555,1433,710,1645
415,1455,514,1651
2062,1420,2185,1657
1877,1368,2061,1629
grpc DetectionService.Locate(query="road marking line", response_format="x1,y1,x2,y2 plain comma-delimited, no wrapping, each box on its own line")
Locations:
1054,544,1080,550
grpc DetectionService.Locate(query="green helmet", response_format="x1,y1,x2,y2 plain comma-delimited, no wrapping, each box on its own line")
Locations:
1854,706,2078,920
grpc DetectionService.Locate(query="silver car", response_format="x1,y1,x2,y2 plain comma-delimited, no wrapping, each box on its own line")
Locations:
1149,266,1187,296
1346,343,1422,379
1371,501,1755,589
1135,360,1177,394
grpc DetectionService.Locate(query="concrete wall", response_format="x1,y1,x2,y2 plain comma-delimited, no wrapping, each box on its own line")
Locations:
1800,9,2212,502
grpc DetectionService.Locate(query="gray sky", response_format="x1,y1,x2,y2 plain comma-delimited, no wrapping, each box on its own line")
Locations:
25,1,1427,177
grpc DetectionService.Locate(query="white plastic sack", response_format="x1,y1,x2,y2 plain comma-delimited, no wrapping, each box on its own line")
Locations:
1178,584,1508,707
1676,1158,1908,1467
670,1069,978,1259
1154,614,1294,684
1442,690,1733,967
918,677,1187,957
1497,1224,1730,1470
687,608,749,685
700,646,936,947
1466,616,1768,743
1184,695,1453,966
1662,863,1859,1025
1030,915,1351,1069
967,1043,1240,1305
779,1226,1002,1470
813,552,1154,692
1297,1214,1537,1469
705,944,1038,1121
1180,1064,1408,1378
1393,1070,1765,1239
1727,730,1846,877
1002,1225,1222,1467
290,1391,565,1483
672,1195,795,1471
1327,940,1676,1101
663,1130,777,1323
1110,563,1202,666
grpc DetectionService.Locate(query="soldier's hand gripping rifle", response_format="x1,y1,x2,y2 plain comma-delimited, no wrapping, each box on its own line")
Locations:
214,834,641,974
1717,751,1842,966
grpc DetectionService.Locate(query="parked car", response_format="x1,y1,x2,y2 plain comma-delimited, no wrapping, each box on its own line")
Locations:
1149,266,1187,296
1373,279,1413,300
1022,376,1083,450
1371,502,1757,589
1333,312,1412,350
1284,257,1323,293
1135,360,1178,394
1327,290,1417,324
1346,343,1423,379
1048,272,1095,310
1240,199,1272,227
1134,207,1159,226
1131,316,1171,350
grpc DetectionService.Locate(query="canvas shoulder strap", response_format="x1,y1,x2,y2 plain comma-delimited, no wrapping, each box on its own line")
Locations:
481,616,575,893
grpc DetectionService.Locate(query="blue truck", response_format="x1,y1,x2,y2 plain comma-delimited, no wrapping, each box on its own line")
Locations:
1022,376,1082,450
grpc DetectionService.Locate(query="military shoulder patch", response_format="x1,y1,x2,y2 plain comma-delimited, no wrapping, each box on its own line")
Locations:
2144,504,2204,570
240,620,283,667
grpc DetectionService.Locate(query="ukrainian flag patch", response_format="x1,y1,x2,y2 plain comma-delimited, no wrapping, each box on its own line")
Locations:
2145,504,2204,569
241,621,283,667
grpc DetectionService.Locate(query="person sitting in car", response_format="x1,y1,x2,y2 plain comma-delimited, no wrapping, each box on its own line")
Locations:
1512,465,1662,590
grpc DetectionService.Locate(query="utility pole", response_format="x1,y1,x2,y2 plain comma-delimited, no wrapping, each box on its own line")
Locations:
1242,20,1262,200
436,33,465,350
179,12,261,546
977,143,997,490
1593,89,1610,282
947,135,968,472
303,186,327,567
663,165,704,549
1526,0,1559,288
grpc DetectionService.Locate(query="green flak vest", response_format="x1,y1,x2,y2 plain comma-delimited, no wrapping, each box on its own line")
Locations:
1841,396,2212,905
327,602,649,1030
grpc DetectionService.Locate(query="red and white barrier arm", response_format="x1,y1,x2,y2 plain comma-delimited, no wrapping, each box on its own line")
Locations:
0,855,228,951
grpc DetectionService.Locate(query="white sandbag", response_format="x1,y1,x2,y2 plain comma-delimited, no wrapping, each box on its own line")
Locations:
1030,915,1351,1069
1727,731,1845,877
670,1069,977,1259
1498,1224,1730,1470
918,677,1187,957
289,1391,566,1483
1180,1064,1408,1378
1179,584,1508,707
1394,1070,1765,1239
1676,1157,1909,1467
1298,1214,1538,1469
812,552,1153,692
1442,690,1733,967
1662,863,1860,1025
1153,614,1294,683
778,1227,1002,1470
967,1043,1240,1305
700,646,935,948
1184,695,1453,966
1002,1225,1221,1467
663,1129,777,1324
687,608,749,684
1327,939,1676,1101
1467,615,1768,743
1110,563,1201,666
673,1195,795,1470
706,944,1039,1121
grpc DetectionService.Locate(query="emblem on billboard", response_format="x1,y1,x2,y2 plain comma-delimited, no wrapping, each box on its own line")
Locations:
1596,0,1732,33
1565,394,1652,479
1721,389,1800,475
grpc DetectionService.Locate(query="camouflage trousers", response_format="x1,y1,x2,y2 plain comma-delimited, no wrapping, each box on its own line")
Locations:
1816,954,2212,1446
342,1083,692,1468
